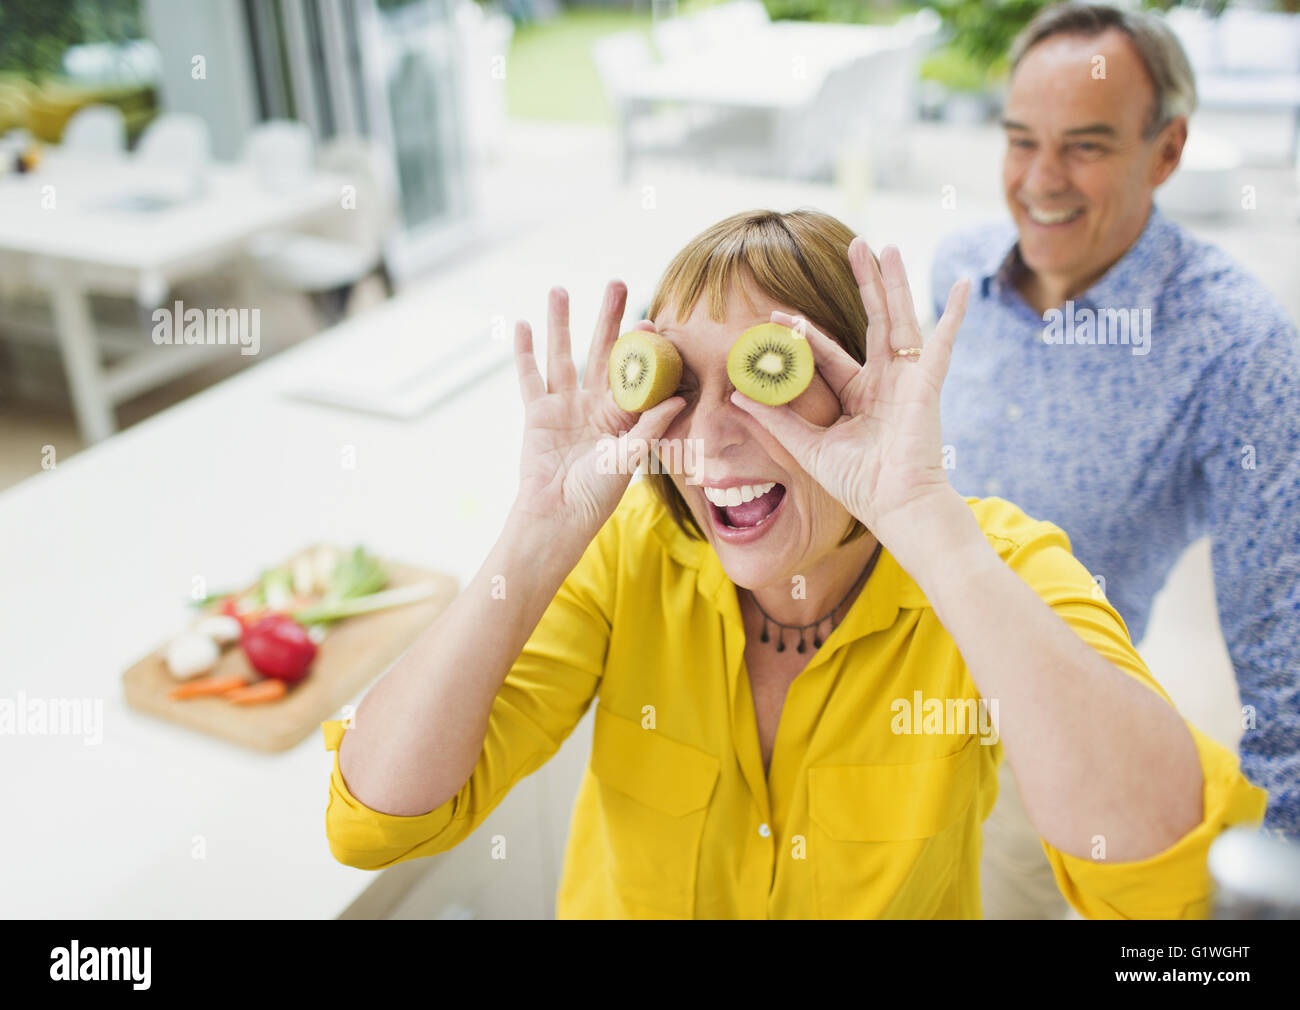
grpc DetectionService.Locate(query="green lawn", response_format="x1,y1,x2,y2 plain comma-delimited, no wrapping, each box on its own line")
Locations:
505,2,719,123
507,9,650,124
504,1,924,123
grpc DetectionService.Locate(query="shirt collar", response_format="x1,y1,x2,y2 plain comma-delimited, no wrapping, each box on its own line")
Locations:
979,203,1179,310
650,500,930,640
977,223,1023,297
1073,203,1178,312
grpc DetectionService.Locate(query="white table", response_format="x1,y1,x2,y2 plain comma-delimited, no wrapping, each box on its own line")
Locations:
0,171,1007,918
625,23,900,110
0,153,347,443
613,21,929,180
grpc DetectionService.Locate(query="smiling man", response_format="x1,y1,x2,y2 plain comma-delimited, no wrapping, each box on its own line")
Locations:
931,3,1300,917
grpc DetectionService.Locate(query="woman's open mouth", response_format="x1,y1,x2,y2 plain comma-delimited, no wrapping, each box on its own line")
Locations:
701,481,787,544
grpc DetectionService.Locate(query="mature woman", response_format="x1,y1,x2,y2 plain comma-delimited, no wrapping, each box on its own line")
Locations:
322,209,1265,919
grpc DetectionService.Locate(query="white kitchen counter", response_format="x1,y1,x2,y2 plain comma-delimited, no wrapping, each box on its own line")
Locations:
0,170,1005,917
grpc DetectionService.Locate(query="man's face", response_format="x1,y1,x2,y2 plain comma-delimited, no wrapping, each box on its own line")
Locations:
1001,28,1185,297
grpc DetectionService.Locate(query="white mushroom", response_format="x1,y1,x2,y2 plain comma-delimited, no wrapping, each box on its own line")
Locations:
292,555,316,596
165,632,220,680
194,615,243,645
311,545,339,594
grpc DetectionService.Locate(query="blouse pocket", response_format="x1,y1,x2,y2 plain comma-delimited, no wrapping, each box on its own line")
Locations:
589,704,720,918
807,735,981,918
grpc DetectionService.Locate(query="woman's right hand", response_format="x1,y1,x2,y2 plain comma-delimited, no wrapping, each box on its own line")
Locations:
511,280,685,544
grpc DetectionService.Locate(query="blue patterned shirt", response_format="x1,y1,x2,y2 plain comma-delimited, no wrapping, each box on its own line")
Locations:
932,204,1300,834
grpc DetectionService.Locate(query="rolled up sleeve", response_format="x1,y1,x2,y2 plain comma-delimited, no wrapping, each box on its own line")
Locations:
322,719,459,870
987,502,1270,917
1041,721,1267,918
321,513,621,870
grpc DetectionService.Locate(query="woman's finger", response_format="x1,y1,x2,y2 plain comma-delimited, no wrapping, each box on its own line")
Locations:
849,238,893,366
879,245,924,352
582,280,630,394
769,310,860,400
625,394,685,446
546,286,579,393
729,390,827,471
514,319,547,403
921,278,971,389
608,394,686,480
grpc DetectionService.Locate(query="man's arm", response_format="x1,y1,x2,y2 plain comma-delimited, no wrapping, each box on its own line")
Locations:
1194,313,1300,837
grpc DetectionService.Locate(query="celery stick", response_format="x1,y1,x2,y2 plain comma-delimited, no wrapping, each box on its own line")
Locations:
189,591,237,608
290,581,438,624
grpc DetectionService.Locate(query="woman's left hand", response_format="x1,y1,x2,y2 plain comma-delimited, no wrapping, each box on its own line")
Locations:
731,239,971,545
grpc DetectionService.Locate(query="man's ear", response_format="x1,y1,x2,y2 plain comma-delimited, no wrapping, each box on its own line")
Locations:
1150,117,1189,188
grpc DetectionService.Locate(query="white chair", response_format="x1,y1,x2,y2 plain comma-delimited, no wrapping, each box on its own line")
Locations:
776,34,924,183
125,113,212,209
651,17,696,65
246,135,397,324
1158,127,1245,219
317,135,398,257
243,119,315,194
135,113,211,171
653,0,768,62
696,0,769,48
592,30,696,179
60,104,126,157
591,29,655,100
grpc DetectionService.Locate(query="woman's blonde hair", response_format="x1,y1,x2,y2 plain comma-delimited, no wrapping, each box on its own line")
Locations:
644,207,871,545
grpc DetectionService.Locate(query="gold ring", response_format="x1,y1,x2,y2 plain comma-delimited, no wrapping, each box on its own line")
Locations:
893,346,923,358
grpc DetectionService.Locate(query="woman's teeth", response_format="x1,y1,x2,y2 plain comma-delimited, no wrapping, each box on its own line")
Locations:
702,482,777,507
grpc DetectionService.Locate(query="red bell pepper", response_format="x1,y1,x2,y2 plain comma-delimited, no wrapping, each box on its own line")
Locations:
241,614,317,682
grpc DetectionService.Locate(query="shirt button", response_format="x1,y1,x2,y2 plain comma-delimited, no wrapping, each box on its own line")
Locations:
984,477,1003,496
758,823,771,838
1004,403,1022,421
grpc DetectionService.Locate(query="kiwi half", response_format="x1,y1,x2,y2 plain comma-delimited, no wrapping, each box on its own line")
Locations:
727,323,814,405
608,330,682,412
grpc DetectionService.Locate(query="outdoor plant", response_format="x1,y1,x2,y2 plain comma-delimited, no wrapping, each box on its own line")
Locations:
0,0,143,79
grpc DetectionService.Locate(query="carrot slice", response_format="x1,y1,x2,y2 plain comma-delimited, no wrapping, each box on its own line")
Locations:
168,673,250,700
226,679,289,705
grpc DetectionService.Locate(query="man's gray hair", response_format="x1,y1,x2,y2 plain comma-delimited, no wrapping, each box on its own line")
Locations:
1009,2,1198,139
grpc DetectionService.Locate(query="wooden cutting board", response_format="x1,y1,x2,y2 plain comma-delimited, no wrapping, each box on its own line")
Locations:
123,548,459,753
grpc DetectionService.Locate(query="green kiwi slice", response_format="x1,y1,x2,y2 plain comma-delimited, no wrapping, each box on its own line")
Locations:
727,323,814,405
608,330,682,411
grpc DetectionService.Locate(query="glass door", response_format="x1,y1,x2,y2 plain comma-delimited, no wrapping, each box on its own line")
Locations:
243,0,473,281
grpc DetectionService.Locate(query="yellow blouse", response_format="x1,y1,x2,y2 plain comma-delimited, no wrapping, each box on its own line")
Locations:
321,480,1266,918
